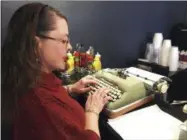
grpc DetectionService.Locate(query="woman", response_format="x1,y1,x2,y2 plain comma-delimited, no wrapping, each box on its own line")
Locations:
2,2,111,140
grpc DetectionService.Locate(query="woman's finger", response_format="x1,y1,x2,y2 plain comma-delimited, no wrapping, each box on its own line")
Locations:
103,96,112,104
95,88,107,97
83,79,97,85
80,87,91,93
100,88,110,98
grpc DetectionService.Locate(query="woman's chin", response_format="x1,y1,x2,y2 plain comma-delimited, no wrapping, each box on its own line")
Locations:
56,63,66,72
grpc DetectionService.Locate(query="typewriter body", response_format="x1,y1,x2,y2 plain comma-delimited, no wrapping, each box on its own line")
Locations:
87,67,171,118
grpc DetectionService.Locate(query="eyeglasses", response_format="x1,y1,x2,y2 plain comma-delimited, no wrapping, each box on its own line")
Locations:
38,34,70,47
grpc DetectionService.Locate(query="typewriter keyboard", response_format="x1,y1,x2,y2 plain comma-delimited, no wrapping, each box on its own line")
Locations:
88,76,122,102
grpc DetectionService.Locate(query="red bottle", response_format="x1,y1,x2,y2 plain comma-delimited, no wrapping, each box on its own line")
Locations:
74,51,80,68
80,52,87,67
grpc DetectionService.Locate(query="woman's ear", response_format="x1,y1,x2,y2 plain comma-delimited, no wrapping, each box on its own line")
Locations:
35,36,42,49
34,36,42,58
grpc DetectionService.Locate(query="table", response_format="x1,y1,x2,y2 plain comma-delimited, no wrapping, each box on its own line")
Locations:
73,93,187,140
101,95,187,140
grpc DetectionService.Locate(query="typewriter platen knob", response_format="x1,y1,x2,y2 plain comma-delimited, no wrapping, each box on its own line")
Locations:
160,84,169,94
154,81,169,94
183,104,187,114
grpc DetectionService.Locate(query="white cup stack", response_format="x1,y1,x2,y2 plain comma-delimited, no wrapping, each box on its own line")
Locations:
160,39,172,66
145,43,154,62
168,46,179,72
153,33,163,63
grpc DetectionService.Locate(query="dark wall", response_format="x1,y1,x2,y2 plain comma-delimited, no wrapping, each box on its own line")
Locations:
2,1,187,68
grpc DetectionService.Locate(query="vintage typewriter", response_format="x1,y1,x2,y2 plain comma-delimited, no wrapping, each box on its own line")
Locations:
86,67,171,118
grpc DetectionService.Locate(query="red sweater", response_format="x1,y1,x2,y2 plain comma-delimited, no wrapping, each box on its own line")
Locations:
13,72,100,140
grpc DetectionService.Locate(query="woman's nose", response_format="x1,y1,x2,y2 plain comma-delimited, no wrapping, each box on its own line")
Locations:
67,43,72,51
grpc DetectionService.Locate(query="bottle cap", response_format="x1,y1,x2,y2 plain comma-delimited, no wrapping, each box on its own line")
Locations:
86,50,90,54
96,52,101,57
67,52,72,57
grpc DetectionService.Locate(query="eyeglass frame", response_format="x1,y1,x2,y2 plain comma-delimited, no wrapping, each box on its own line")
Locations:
37,34,70,47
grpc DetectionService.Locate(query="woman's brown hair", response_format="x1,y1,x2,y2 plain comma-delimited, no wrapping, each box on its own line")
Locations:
2,2,67,123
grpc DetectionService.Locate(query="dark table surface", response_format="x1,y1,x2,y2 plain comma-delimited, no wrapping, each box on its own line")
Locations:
101,96,187,140
74,93,187,140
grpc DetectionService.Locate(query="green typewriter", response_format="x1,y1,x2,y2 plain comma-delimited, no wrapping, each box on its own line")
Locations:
86,67,171,118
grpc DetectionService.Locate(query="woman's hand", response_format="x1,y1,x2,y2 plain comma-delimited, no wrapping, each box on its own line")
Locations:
85,88,112,114
69,76,97,94
84,88,111,137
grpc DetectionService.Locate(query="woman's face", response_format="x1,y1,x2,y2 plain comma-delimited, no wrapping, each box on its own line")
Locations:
37,17,72,73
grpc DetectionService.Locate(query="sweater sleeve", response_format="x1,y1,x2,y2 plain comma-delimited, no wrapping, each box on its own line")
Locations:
14,73,100,140
14,92,100,140
39,95,100,140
